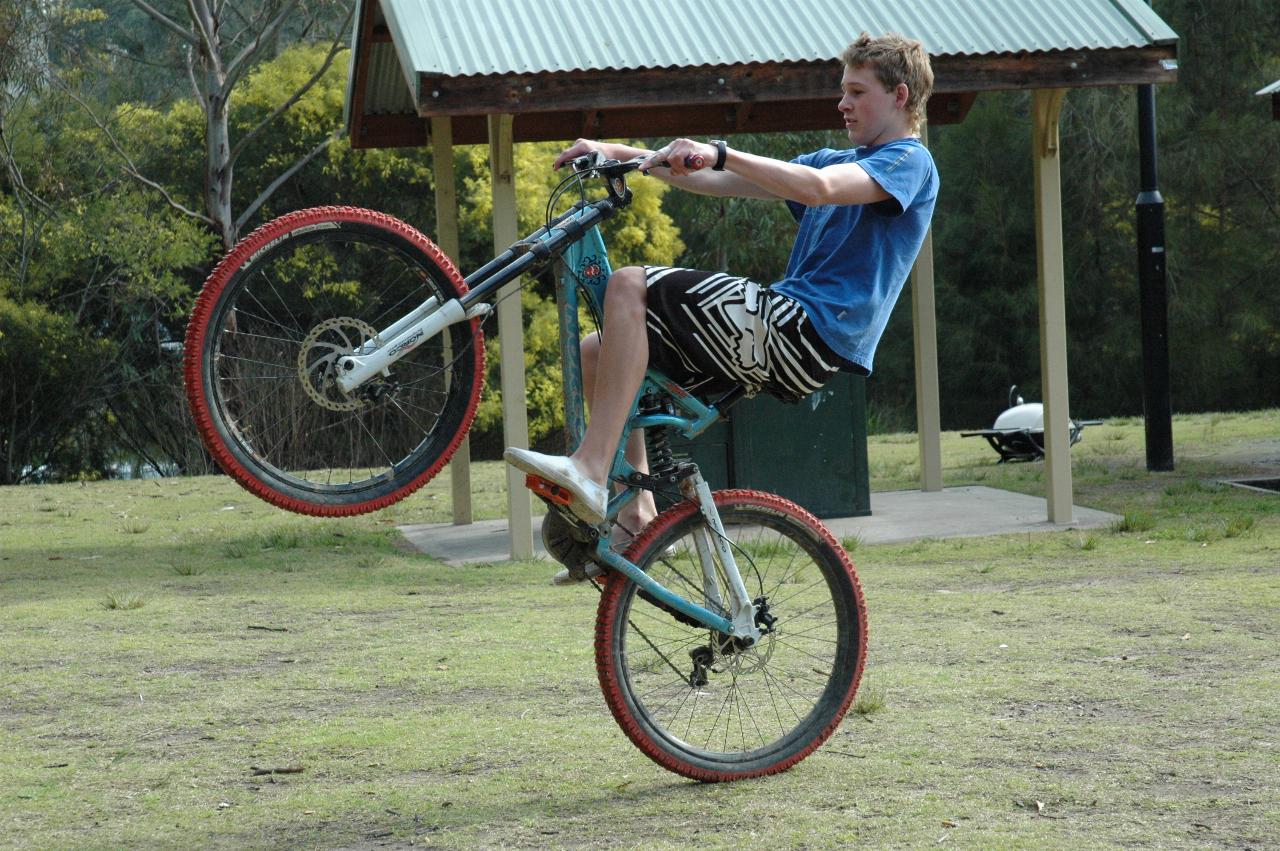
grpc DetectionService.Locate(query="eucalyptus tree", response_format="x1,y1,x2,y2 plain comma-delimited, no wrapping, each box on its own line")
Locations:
119,0,353,248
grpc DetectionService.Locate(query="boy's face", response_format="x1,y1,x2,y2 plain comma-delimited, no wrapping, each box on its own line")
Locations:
839,64,909,147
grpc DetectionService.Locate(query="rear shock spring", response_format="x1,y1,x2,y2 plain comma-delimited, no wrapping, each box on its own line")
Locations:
645,424,676,480
640,392,678,481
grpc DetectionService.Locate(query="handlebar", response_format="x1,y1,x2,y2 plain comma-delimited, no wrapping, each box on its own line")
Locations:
542,147,704,245
568,151,704,179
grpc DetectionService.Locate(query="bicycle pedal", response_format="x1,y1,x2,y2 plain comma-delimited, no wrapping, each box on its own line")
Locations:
526,474,574,508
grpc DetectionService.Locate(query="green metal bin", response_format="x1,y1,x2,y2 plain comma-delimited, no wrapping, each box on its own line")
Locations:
669,372,871,519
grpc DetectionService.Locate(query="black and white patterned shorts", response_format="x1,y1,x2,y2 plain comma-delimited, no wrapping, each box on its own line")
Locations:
642,266,854,403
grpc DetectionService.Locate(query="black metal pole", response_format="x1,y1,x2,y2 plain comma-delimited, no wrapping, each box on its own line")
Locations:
1136,83,1174,471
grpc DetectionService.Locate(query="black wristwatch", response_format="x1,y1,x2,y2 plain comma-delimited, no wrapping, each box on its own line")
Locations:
711,139,728,171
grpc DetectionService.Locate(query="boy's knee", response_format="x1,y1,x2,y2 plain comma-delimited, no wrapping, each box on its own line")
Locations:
606,267,647,319
610,266,646,295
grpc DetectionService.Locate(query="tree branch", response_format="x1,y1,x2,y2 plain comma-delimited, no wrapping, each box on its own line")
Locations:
51,78,215,227
222,0,259,49
184,45,208,110
126,0,200,47
176,0,226,91
184,0,217,60
224,0,297,88
234,134,336,233
0,120,55,217
228,5,354,168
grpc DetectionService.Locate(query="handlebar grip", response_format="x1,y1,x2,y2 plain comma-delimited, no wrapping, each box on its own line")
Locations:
684,154,705,169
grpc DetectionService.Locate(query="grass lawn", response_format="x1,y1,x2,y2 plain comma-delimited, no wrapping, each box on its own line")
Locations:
2,410,1277,849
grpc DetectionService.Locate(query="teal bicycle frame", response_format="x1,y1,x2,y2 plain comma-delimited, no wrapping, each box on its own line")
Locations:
551,213,758,643
343,155,759,643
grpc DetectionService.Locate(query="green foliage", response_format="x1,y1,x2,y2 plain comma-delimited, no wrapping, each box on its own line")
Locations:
0,295,116,483
457,140,683,269
234,43,437,225
458,141,684,451
0,74,218,481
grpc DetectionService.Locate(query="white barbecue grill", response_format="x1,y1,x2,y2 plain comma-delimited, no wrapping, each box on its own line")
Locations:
961,387,1103,463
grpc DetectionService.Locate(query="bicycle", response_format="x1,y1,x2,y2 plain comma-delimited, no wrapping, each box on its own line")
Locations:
183,152,868,781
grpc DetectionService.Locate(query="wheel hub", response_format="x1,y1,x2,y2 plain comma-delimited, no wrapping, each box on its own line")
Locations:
297,318,381,411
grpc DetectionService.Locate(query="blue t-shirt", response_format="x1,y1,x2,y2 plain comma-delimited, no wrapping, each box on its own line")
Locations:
773,139,938,373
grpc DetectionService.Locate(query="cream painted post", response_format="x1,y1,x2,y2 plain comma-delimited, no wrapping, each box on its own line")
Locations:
431,117,473,526
1031,89,1074,524
911,124,942,492
489,114,534,558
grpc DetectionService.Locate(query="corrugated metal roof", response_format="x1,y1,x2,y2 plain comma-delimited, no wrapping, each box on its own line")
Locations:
1258,80,1280,96
379,0,1177,78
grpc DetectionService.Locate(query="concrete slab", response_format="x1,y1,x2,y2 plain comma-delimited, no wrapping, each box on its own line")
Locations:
397,486,1120,566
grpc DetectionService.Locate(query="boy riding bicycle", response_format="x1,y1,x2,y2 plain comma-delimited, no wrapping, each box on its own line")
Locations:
506,32,940,581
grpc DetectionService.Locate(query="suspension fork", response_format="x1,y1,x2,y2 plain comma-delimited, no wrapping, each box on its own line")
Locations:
680,472,760,643
335,201,611,394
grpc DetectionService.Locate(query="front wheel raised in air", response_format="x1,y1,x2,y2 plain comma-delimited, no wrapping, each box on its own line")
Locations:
595,489,867,781
184,207,484,516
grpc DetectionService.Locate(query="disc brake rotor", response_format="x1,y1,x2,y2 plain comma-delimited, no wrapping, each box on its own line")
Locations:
297,317,381,411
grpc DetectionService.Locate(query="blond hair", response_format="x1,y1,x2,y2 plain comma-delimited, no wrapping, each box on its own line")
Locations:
842,32,934,134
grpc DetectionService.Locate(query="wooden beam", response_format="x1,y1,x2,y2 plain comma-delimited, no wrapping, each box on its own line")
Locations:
929,92,976,125
431,116,473,527
413,49,1175,118
912,124,942,493
490,114,534,560
1031,88,1074,524
357,92,976,148
344,0,379,145
361,99,945,149
351,113,427,149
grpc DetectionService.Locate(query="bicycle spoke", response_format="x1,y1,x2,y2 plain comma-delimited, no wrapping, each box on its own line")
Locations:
253,267,307,337
603,495,863,777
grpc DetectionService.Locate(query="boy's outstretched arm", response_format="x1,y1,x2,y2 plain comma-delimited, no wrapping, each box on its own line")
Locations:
553,138,779,200
658,138,892,208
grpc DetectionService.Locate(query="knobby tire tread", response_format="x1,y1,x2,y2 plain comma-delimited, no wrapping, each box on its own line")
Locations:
183,206,484,516
594,489,867,782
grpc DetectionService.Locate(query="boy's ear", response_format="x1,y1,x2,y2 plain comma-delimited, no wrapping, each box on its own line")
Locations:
894,83,910,109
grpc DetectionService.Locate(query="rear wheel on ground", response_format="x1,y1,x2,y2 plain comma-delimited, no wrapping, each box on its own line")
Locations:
594,489,867,781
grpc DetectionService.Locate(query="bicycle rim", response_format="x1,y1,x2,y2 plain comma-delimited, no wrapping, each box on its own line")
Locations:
595,489,866,781
185,207,483,515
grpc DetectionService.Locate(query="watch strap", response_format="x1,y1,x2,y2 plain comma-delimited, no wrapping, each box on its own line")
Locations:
711,139,728,171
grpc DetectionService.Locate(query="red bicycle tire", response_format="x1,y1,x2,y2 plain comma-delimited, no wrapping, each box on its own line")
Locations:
184,206,484,516
595,489,867,781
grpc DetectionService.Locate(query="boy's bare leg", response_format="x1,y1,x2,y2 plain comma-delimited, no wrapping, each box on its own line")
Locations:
504,266,652,530
581,326,658,534
571,267,655,524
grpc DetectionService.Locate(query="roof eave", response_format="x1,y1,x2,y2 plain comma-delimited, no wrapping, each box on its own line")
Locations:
410,46,1178,119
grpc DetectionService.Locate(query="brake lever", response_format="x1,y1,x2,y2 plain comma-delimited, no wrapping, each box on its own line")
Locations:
569,151,604,176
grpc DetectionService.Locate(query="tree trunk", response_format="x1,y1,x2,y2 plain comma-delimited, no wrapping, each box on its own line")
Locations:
206,91,235,249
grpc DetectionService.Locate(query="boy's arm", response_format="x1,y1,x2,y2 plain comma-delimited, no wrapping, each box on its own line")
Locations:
553,139,780,200
723,149,892,207
658,139,893,207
